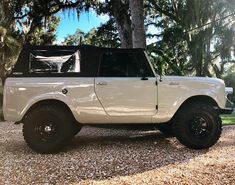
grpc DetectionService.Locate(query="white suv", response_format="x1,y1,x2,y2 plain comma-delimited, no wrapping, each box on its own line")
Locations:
3,45,233,153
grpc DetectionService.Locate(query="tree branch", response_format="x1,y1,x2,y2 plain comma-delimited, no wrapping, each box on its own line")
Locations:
14,13,29,19
150,1,179,22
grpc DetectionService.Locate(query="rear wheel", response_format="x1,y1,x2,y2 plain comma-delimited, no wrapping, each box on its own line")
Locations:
173,102,222,149
23,105,74,154
73,123,82,136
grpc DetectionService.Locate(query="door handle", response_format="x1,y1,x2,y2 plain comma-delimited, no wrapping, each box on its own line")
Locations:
96,81,108,85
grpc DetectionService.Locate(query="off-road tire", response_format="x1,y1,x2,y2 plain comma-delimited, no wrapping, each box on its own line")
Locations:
73,123,82,136
23,105,74,154
173,102,222,149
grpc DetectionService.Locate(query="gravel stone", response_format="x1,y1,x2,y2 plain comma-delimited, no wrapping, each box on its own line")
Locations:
0,122,234,185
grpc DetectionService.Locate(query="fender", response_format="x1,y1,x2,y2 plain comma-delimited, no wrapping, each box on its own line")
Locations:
23,94,80,122
4,91,81,123
152,76,226,123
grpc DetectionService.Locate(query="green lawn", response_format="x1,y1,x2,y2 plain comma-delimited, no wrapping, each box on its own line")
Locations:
221,112,235,125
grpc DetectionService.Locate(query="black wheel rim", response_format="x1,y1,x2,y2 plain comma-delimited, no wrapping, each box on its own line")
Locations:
189,115,212,138
35,119,59,142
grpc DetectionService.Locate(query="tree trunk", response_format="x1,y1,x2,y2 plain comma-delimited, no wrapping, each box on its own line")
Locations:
111,0,133,48
0,51,6,85
203,35,212,77
129,0,146,48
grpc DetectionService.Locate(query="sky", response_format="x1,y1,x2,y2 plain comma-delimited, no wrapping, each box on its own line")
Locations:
56,9,158,45
56,10,109,43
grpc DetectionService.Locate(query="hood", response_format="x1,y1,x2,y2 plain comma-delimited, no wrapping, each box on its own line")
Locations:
162,76,225,86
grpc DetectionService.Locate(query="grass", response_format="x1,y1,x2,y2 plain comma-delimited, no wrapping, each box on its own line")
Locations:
221,112,235,125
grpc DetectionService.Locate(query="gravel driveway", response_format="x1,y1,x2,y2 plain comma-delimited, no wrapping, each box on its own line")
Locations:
0,122,234,185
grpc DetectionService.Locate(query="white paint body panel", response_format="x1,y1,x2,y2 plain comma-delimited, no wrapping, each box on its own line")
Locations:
3,78,107,124
95,77,158,123
154,76,226,123
3,76,227,124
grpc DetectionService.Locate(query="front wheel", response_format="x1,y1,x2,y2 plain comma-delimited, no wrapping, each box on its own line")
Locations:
173,103,222,149
23,105,74,154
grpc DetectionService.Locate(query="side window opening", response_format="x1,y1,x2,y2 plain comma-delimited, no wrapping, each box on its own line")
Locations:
99,51,138,77
29,50,80,74
98,50,153,77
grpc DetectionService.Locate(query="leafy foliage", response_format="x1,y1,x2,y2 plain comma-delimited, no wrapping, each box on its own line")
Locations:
63,19,120,47
146,0,235,77
0,1,22,82
0,0,63,81
28,16,61,45
0,26,21,82
0,0,235,81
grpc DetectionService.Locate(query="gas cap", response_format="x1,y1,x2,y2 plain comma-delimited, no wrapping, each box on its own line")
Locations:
62,88,68,94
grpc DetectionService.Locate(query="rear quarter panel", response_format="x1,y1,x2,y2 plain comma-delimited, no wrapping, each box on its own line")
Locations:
3,77,107,123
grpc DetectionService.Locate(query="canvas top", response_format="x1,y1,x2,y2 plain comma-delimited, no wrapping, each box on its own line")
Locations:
10,45,145,77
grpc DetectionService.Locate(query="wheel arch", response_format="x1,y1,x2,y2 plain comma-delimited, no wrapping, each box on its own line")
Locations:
181,95,218,107
172,95,219,119
22,99,77,123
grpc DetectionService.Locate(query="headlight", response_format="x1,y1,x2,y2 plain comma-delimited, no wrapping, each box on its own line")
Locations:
225,87,233,95
225,87,234,108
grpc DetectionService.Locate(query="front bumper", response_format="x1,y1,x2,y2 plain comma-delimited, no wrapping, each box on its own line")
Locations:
222,86,234,114
219,108,234,115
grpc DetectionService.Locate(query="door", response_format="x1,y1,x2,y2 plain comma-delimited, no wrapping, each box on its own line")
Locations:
95,50,158,123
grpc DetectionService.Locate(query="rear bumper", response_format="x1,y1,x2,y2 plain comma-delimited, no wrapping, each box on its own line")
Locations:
219,108,234,115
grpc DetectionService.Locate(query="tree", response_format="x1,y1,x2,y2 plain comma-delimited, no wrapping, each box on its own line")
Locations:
0,26,21,83
27,16,61,45
13,0,95,43
96,0,132,48
62,29,85,46
95,0,147,48
0,0,63,81
0,0,21,83
147,0,235,77
184,0,235,77
2,0,234,80
83,20,120,47
63,19,120,48
13,0,146,48
129,0,146,48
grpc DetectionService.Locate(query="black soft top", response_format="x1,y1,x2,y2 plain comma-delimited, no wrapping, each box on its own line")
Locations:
11,45,145,77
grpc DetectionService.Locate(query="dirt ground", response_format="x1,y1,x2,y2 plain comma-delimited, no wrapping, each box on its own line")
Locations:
0,122,234,185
